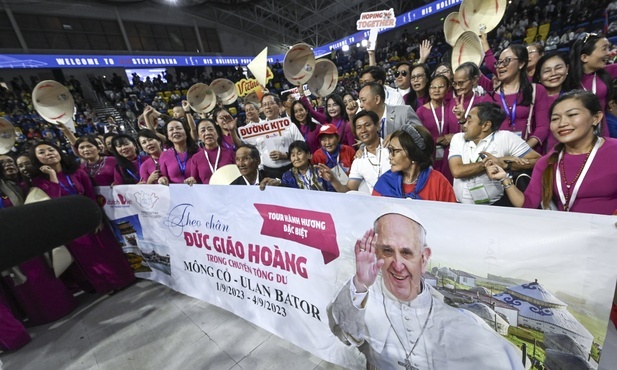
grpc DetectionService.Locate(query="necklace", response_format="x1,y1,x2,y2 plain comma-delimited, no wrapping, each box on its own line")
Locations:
85,157,106,177
557,138,599,211
382,287,433,370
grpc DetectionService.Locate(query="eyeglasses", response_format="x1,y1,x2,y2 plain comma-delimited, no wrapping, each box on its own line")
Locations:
452,79,471,87
494,57,519,68
387,146,405,157
429,85,446,90
410,73,426,80
582,32,598,46
394,70,408,78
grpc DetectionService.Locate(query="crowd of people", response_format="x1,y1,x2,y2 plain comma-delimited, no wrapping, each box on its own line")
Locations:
1,3,617,368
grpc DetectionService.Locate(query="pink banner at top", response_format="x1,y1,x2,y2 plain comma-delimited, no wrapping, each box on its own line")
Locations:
254,203,339,264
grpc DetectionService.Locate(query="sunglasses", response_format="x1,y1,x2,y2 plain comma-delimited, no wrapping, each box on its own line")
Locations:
394,70,408,78
582,32,598,46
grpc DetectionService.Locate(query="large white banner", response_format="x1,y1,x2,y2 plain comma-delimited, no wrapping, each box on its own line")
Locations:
98,185,617,369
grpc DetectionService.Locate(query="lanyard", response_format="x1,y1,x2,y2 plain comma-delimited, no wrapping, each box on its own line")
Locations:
499,89,517,128
555,138,601,211
464,92,476,119
582,73,597,94
380,117,386,139
204,147,221,175
222,137,235,151
364,142,383,176
324,147,340,167
126,156,141,181
59,173,77,195
174,149,188,176
300,124,309,142
298,170,313,189
334,118,343,130
430,101,445,135
242,172,260,185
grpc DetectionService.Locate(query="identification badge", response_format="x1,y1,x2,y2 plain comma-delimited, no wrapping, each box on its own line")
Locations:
333,164,349,185
468,184,491,204
435,145,445,160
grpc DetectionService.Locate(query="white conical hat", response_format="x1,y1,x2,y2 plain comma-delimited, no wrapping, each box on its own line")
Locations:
283,43,316,86
0,117,15,154
307,59,339,98
187,83,216,113
459,0,508,33
209,164,241,185
210,78,238,106
444,12,466,46
247,47,268,87
451,31,485,72
32,80,75,125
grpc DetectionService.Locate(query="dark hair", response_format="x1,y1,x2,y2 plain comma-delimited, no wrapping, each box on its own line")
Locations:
567,34,613,106
325,93,349,122
237,143,260,162
212,107,231,122
391,125,434,171
280,91,292,103
136,129,164,151
260,92,281,105
290,100,316,132
361,82,386,104
162,119,199,155
492,44,533,106
406,64,431,110
532,51,570,91
433,62,453,79
103,132,117,143
197,118,223,146
352,110,380,133
541,90,603,208
474,102,507,132
110,134,140,184
361,66,387,84
74,135,100,157
342,90,357,101
396,61,412,70
29,140,79,178
288,140,310,154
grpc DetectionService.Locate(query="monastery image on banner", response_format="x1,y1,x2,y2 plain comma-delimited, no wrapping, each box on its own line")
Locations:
428,266,599,368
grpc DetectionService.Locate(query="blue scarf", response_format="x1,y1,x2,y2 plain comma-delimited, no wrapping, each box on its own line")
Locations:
374,168,432,199
321,144,341,168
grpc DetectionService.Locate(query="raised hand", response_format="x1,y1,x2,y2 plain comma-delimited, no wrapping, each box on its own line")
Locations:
352,229,384,292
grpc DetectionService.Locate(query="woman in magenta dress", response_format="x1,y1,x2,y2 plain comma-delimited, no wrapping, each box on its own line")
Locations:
486,90,617,215
137,130,164,184
187,119,235,184
213,107,241,152
532,51,571,154
0,284,30,351
29,141,134,293
110,134,147,185
416,75,459,183
567,33,617,137
478,44,552,153
406,64,431,110
290,100,321,153
75,135,117,186
297,88,356,147
158,119,199,185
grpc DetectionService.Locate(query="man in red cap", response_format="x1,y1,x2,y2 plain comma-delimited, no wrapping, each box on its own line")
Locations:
311,124,356,179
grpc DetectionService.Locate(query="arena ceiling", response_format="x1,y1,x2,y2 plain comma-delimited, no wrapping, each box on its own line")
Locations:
97,0,425,49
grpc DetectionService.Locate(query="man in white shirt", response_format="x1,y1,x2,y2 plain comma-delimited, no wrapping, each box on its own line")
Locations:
360,66,405,106
316,110,390,194
449,102,540,205
238,93,305,178
328,205,525,370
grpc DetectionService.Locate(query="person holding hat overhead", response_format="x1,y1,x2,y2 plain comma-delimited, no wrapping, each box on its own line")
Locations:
311,123,356,177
